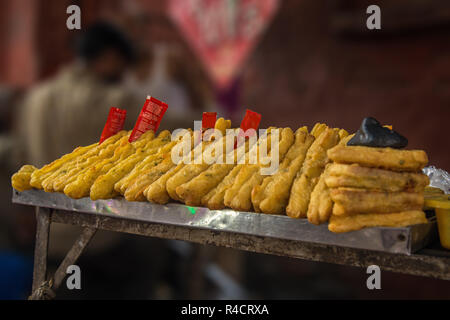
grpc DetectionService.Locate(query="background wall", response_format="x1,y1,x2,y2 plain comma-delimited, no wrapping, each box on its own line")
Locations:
243,0,450,169
0,0,448,300
1,0,448,168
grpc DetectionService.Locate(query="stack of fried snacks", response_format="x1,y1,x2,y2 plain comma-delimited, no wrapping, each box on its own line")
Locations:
325,144,429,232
252,127,313,214
286,124,348,220
12,118,432,234
12,118,234,201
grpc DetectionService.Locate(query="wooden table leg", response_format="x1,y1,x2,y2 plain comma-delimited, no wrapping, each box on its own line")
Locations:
29,208,97,300
51,227,97,291
29,207,51,300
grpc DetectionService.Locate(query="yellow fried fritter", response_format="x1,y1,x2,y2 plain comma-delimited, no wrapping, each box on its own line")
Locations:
228,128,295,211
124,155,174,201
325,163,429,193
306,166,333,225
64,141,135,199
327,145,428,172
328,210,427,233
330,187,424,215
256,128,314,214
48,134,129,192
90,131,171,200
29,138,101,189
144,164,184,204
11,165,38,192
223,130,274,207
202,165,242,209
306,130,352,223
286,128,340,218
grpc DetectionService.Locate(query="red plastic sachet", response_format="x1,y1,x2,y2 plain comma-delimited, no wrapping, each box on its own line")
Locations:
202,112,217,129
234,109,262,149
129,96,168,143
240,109,261,136
99,107,127,144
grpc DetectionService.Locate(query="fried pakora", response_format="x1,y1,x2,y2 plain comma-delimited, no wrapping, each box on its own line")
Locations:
286,127,340,218
325,163,429,192
327,145,428,172
330,187,424,215
328,210,427,233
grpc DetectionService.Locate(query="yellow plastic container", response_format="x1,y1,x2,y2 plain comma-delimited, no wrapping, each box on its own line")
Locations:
424,193,450,250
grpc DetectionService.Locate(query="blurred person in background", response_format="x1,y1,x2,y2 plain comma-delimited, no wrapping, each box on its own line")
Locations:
122,10,216,131
16,21,139,167
11,21,171,299
125,45,191,118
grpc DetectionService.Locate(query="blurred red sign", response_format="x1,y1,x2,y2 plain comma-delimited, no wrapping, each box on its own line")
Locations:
168,0,279,89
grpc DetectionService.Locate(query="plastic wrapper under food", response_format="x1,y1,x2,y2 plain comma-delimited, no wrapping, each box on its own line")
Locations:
423,166,450,194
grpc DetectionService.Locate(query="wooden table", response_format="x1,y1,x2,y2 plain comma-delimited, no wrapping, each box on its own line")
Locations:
12,190,450,299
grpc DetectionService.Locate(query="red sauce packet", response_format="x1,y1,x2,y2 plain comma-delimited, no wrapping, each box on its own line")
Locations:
99,107,127,144
239,109,261,137
202,112,217,129
235,109,261,148
129,96,168,143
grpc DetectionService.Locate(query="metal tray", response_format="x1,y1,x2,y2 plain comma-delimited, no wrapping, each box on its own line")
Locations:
12,189,437,255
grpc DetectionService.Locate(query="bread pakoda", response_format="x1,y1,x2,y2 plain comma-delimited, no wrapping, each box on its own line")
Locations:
327,145,428,172
330,187,424,215
223,130,274,207
324,163,429,192
47,133,129,192
124,155,174,201
202,165,243,209
286,128,340,218
63,130,155,199
144,164,184,204
11,165,38,192
255,127,314,214
64,139,135,199
306,166,333,224
328,210,427,233
29,135,107,189
306,130,351,224
229,128,294,212
176,142,248,206
90,131,171,200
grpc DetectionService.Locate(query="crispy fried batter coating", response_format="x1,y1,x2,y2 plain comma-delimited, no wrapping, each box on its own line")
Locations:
328,210,427,233
229,128,295,212
286,128,340,218
330,187,424,215
178,164,235,206
89,131,171,200
124,155,174,201
223,129,275,208
115,139,179,194
202,165,243,209
64,140,135,199
254,127,313,214
307,166,333,224
167,135,227,202
327,145,428,171
144,164,184,204
12,165,38,192
305,130,351,224
175,134,250,206
325,163,429,192
310,123,327,138
62,131,155,199
47,133,129,192
29,137,103,189
144,118,231,204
